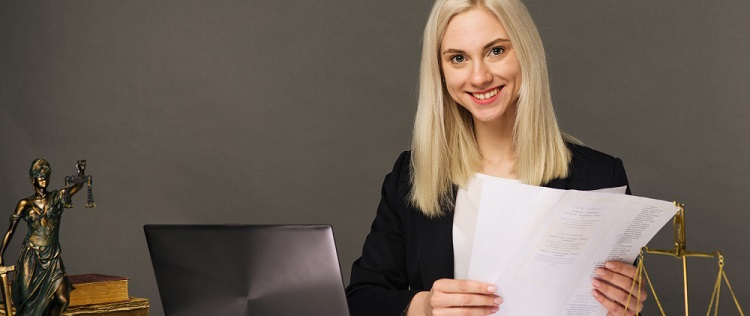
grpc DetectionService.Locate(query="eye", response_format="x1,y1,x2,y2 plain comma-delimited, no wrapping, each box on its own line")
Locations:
449,54,466,64
490,47,505,56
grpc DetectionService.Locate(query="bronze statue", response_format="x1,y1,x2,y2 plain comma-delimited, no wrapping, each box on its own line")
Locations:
0,159,94,316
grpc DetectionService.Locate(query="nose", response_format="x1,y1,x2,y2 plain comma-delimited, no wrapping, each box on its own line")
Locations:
471,61,492,87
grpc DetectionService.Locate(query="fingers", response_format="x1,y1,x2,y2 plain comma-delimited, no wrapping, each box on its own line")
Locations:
428,279,501,315
592,261,647,315
595,269,642,299
604,261,637,279
592,280,644,311
593,289,639,316
431,306,499,316
430,291,501,309
432,279,496,294
595,262,647,303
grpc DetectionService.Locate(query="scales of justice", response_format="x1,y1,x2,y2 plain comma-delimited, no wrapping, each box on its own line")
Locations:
0,160,95,316
623,203,745,316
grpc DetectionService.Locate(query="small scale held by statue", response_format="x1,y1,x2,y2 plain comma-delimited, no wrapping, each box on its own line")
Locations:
0,159,95,316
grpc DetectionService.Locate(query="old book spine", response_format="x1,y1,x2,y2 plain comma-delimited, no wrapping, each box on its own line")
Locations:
0,297,149,315
68,274,130,306
66,297,150,315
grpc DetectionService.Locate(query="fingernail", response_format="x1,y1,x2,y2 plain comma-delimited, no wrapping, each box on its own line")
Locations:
487,285,497,293
490,306,499,313
596,268,606,276
592,289,599,298
592,279,601,287
494,297,503,304
605,262,615,269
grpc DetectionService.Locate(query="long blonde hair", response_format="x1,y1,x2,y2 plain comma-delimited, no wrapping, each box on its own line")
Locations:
410,0,571,217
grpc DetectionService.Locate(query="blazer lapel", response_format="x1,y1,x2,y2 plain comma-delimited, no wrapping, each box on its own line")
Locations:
416,187,457,289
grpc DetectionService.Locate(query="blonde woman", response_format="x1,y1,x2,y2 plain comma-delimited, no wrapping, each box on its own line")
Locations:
347,0,646,315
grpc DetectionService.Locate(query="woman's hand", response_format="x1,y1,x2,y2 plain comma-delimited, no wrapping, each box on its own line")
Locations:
407,279,501,316
592,261,647,316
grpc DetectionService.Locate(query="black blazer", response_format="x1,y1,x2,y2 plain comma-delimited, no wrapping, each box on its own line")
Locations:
346,143,630,316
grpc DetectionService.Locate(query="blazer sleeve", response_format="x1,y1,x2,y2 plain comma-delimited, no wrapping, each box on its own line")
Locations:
346,151,420,316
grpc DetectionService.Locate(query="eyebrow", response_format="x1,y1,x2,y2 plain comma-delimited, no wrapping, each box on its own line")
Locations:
442,38,511,55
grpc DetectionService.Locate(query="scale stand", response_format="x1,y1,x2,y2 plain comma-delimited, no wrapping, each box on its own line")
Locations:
625,203,744,316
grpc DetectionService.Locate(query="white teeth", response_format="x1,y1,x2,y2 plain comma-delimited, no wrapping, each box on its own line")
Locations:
472,88,499,100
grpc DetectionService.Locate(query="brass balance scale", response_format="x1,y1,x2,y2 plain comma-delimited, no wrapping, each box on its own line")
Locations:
624,203,744,316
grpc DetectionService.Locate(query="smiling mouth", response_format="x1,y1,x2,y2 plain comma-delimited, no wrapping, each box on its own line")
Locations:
470,86,502,100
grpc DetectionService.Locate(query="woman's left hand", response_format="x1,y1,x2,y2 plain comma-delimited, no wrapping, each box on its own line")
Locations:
591,261,647,316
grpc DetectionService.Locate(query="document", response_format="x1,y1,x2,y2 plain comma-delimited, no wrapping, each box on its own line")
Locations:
467,179,676,315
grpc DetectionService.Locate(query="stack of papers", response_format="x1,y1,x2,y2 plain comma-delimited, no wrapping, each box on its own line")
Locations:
467,179,676,315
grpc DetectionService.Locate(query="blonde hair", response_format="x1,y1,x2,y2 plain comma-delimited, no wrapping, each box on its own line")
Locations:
410,0,571,217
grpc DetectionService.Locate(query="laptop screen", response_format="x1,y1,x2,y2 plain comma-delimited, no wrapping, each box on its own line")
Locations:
144,224,350,316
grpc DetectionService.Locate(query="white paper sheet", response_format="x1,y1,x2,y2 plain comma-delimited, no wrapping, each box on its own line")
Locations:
467,180,676,316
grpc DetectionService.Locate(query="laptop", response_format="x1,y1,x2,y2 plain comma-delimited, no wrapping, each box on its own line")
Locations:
144,224,350,316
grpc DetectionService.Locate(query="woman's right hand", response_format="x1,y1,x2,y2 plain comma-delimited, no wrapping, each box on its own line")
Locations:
407,279,501,316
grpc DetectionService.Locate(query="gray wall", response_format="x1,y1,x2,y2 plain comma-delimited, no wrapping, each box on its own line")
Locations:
1,1,747,315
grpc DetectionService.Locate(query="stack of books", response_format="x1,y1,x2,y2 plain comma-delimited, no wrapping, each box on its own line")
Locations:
0,274,149,316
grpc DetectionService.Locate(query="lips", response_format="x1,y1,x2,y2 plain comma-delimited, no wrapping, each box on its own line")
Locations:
469,86,503,102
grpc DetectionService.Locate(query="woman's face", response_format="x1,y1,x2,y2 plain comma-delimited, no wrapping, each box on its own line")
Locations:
32,175,48,189
440,6,522,126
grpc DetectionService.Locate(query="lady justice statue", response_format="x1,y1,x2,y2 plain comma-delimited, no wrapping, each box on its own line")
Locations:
0,159,94,316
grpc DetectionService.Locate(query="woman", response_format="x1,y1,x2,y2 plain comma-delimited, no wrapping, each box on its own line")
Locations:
0,159,85,316
346,0,646,315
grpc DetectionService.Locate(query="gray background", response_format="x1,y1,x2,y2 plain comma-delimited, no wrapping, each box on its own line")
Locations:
1,1,747,315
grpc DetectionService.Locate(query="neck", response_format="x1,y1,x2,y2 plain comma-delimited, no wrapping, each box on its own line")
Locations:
35,188,47,199
473,116,517,179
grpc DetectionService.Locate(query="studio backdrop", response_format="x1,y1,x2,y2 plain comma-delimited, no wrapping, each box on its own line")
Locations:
1,1,748,315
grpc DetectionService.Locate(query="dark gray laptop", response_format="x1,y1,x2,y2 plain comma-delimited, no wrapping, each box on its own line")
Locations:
144,224,350,316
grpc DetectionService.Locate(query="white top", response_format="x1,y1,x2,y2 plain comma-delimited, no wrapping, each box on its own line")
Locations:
452,173,519,279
